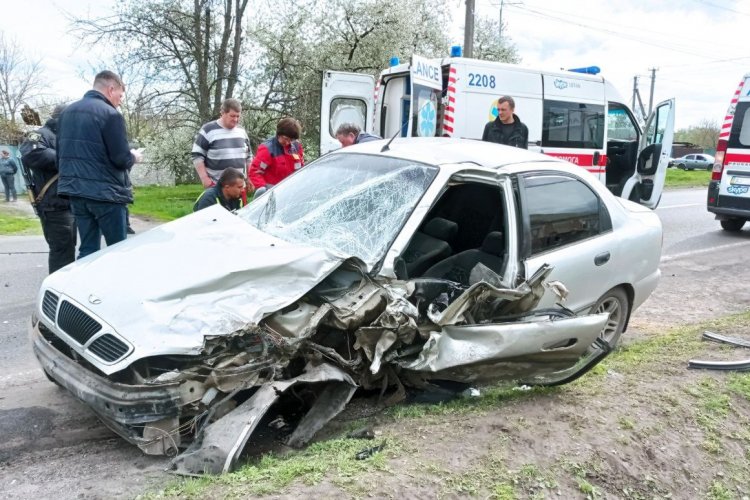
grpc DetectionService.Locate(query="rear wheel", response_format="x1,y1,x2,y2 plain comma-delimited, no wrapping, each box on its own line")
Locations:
721,219,746,232
591,287,630,348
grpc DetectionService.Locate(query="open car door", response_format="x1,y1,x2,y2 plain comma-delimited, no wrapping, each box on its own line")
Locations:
320,71,375,155
622,98,675,208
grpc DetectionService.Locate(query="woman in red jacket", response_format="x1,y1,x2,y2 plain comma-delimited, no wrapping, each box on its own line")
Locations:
249,118,304,196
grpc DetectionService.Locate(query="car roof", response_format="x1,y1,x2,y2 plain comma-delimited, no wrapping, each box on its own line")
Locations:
330,137,566,170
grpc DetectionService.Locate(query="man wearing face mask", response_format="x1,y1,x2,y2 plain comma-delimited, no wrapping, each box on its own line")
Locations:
57,70,144,259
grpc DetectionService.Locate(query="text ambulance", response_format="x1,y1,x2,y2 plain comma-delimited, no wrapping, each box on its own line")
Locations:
707,74,750,231
321,54,675,209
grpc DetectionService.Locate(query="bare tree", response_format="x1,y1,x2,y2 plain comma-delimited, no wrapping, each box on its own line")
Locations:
72,0,249,125
0,32,46,124
675,119,720,150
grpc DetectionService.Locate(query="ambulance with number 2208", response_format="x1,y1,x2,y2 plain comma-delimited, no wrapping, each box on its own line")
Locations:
320,48,676,209
707,73,750,231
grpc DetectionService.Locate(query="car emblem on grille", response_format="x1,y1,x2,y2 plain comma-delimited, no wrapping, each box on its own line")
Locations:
88,294,102,305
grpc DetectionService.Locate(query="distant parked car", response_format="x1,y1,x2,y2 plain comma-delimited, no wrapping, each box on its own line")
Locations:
673,154,714,170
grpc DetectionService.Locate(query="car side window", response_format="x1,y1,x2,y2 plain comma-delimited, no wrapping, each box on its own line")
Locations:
522,173,612,255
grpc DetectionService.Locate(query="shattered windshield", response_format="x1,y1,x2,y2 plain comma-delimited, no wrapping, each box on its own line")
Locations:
238,153,437,266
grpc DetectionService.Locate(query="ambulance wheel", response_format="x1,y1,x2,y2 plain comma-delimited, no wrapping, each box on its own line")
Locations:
720,219,746,232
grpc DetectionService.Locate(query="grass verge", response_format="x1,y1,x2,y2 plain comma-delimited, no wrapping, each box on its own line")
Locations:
0,208,41,235
130,184,204,221
665,167,712,189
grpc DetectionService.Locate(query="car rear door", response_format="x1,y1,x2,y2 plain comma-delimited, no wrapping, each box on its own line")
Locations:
320,71,376,155
516,171,620,314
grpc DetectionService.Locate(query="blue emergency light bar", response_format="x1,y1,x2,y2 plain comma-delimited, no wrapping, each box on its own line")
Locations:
390,56,400,67
450,45,463,57
567,66,601,75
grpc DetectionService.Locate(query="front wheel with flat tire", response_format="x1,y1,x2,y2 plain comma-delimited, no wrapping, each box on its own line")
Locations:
591,287,630,348
721,219,746,231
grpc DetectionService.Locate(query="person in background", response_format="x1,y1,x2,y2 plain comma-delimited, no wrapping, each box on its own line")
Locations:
481,95,529,149
335,123,381,147
56,70,144,259
249,118,304,197
0,149,19,202
20,104,77,273
193,168,246,212
191,98,252,189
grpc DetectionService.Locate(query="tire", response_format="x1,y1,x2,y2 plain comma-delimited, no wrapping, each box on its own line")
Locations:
591,287,630,347
720,219,746,232
677,163,686,170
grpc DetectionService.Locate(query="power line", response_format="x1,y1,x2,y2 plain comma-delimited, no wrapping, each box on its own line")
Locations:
507,4,742,61
692,0,750,16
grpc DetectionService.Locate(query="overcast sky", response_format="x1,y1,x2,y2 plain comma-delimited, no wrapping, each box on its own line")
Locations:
6,0,748,130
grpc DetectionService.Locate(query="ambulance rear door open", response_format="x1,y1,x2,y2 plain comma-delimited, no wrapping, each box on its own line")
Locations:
320,71,376,155
620,98,675,208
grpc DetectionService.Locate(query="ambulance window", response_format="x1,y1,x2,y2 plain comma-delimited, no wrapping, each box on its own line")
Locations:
729,102,750,148
542,100,604,149
329,98,367,136
607,105,638,141
522,173,611,255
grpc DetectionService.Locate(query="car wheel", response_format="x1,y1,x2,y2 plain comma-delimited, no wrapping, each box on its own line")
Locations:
591,287,630,347
677,163,686,170
721,219,746,231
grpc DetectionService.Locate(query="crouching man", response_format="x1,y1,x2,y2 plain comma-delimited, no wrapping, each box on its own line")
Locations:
193,168,247,212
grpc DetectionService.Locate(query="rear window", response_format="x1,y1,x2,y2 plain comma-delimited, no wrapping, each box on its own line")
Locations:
729,102,750,148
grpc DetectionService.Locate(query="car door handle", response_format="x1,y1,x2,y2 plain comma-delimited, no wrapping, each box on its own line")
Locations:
594,252,610,266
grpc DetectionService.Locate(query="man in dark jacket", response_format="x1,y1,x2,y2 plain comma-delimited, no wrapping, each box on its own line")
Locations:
20,104,77,273
57,70,143,259
193,168,246,212
335,123,381,148
482,96,529,149
0,149,18,202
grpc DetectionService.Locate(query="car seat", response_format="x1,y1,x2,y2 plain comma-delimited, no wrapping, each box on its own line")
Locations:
422,231,505,286
402,217,458,278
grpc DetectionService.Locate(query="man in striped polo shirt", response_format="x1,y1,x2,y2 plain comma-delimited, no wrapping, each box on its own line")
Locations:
192,98,253,189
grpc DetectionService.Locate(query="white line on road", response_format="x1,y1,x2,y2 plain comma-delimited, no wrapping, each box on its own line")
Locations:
656,203,702,209
661,240,750,263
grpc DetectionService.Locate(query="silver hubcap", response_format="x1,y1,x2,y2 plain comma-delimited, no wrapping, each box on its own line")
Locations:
595,297,622,342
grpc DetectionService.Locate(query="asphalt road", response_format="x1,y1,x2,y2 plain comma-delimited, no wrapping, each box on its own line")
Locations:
1,188,750,498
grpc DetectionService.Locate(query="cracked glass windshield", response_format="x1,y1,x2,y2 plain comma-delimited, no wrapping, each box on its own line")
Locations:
238,154,438,266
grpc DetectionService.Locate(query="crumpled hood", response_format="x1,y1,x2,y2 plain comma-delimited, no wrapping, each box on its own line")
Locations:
40,205,348,374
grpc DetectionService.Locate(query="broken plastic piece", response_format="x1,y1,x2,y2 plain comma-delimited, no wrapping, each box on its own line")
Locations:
355,440,386,460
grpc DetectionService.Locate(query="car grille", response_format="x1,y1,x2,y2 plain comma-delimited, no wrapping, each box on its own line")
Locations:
57,300,102,345
88,334,130,362
42,291,59,321
718,195,750,211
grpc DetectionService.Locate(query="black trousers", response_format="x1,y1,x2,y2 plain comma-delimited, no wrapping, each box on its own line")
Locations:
39,209,77,273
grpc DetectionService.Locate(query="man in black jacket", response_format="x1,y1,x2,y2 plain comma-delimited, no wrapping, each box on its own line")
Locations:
20,104,77,273
481,96,529,149
193,168,246,212
57,70,143,259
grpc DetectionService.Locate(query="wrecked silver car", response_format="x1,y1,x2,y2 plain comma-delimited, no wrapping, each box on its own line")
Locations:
31,138,662,474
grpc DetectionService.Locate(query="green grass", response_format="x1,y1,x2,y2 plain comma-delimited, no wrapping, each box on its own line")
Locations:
664,167,712,188
130,184,204,221
0,209,42,235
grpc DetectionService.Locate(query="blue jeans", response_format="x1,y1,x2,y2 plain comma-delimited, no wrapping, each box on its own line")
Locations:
1,173,16,201
69,197,127,259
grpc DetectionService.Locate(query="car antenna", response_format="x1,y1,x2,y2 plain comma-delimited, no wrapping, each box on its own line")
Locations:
380,127,402,153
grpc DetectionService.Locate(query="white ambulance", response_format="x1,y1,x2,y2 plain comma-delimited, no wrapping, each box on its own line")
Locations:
707,74,750,231
320,53,675,208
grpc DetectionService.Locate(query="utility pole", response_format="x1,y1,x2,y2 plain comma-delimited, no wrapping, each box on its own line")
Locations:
632,75,638,112
648,67,658,115
464,0,475,58
631,75,647,122
499,0,503,41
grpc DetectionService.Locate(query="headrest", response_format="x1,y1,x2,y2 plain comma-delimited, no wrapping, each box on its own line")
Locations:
481,231,504,256
422,217,458,241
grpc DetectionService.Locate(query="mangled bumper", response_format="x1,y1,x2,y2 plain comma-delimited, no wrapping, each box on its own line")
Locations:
32,322,183,450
